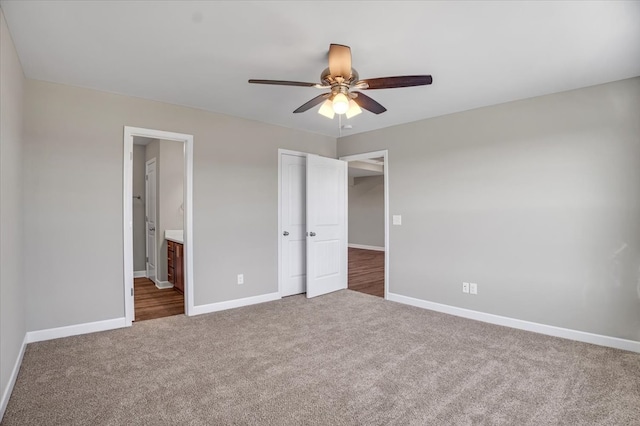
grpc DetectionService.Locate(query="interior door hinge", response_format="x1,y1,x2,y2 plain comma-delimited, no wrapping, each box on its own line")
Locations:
146,256,148,262
131,288,134,296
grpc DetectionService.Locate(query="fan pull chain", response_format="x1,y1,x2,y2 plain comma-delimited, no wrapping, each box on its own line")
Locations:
339,114,342,137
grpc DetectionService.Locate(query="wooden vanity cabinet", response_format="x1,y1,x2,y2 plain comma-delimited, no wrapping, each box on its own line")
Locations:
167,240,184,293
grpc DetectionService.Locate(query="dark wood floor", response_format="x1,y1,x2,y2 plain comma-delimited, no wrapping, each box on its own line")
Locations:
134,277,184,322
134,249,383,320
348,247,384,298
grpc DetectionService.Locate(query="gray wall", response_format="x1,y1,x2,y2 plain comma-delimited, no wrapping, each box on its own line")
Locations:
348,175,384,248
0,8,26,409
132,144,146,271
23,79,335,331
144,139,160,281
157,139,184,282
338,77,640,342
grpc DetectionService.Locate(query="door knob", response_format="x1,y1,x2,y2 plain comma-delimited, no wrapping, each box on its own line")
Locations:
309,232,316,237
283,231,289,236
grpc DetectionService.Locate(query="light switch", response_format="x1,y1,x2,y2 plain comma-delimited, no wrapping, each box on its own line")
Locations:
392,215,402,225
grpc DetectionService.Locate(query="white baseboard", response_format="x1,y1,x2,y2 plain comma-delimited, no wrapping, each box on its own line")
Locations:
155,280,173,289
133,270,146,278
387,292,640,353
0,335,27,421
348,243,385,251
25,317,127,344
192,292,281,316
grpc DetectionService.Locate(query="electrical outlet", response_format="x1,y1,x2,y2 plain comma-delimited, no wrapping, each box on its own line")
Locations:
237,274,244,285
462,282,469,293
392,215,402,225
470,282,478,295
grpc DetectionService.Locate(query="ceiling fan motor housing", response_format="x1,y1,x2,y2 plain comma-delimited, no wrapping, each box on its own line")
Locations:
321,67,360,98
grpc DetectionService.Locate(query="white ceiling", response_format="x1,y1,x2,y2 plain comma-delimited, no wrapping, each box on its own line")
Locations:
2,1,639,138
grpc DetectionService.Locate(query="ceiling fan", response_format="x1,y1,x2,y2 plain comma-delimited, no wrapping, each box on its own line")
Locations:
249,44,433,119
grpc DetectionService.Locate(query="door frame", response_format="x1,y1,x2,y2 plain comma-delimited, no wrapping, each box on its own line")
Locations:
277,149,308,297
123,126,194,326
144,157,157,282
339,150,389,299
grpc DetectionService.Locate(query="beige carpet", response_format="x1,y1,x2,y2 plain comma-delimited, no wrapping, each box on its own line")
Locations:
3,290,640,425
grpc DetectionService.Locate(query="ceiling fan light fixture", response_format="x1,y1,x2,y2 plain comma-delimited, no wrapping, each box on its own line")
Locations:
318,100,335,119
332,93,349,115
345,100,362,119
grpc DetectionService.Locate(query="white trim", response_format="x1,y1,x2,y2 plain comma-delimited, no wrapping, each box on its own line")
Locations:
123,126,195,327
155,280,173,289
340,150,389,300
183,135,195,317
0,335,27,421
25,318,127,344
348,243,385,251
191,292,281,316
123,131,135,326
277,149,309,297
387,292,640,353
133,270,146,278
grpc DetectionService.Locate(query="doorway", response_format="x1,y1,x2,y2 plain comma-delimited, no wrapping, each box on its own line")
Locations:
340,151,389,299
123,127,194,326
132,137,186,321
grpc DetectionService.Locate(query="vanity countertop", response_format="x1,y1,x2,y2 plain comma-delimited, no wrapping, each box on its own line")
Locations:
165,230,183,244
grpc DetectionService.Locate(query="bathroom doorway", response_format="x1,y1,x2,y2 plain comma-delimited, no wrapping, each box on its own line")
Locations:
123,127,194,326
132,136,185,321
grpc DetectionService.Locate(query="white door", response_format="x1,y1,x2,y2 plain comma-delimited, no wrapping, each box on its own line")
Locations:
280,154,307,296
306,155,348,298
145,159,157,283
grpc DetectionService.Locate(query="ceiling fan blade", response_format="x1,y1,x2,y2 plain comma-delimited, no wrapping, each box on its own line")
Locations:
357,75,433,90
249,79,318,87
328,44,352,79
293,93,331,113
352,92,387,114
